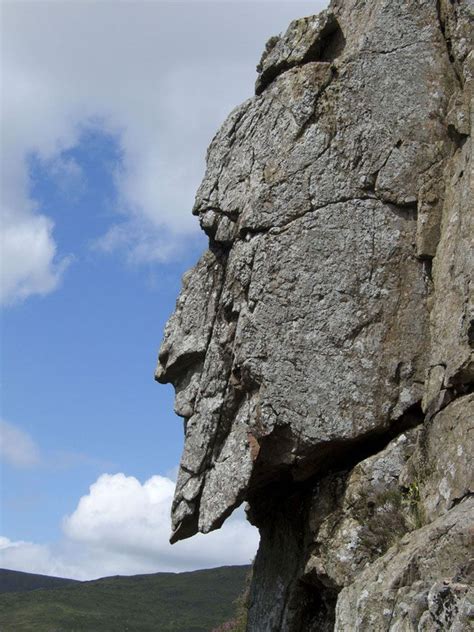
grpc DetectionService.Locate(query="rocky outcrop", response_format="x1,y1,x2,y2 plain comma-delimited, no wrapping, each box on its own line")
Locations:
156,0,473,629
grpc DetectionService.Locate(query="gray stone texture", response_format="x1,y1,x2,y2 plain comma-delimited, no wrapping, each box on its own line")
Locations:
335,498,474,632
156,0,473,628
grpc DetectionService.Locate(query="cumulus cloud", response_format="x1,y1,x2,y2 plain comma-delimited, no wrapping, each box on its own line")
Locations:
1,1,324,304
0,210,71,305
0,472,259,580
0,419,41,468
63,473,258,574
0,537,80,580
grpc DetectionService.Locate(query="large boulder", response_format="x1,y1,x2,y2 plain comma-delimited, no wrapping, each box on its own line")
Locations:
156,0,473,628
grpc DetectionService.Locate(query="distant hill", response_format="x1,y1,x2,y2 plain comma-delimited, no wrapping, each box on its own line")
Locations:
0,568,79,594
0,565,250,631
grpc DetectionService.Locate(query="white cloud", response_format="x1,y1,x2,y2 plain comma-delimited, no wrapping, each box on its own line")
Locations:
0,472,259,580
63,473,259,574
0,537,80,580
0,210,71,305
0,419,41,468
1,1,325,304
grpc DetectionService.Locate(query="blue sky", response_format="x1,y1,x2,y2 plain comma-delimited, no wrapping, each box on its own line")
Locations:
1,0,325,579
2,130,198,541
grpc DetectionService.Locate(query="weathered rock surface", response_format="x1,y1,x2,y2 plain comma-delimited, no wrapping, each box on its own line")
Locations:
156,0,473,629
401,394,474,523
335,498,474,632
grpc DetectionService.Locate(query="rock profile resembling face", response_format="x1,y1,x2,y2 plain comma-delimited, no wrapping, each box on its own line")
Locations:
155,0,466,546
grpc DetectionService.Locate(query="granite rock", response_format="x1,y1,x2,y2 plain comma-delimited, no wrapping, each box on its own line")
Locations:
156,0,473,628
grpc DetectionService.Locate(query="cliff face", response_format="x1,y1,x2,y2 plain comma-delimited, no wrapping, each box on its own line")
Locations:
156,1,473,629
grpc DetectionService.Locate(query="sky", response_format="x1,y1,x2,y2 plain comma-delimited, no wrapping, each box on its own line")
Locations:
0,0,326,580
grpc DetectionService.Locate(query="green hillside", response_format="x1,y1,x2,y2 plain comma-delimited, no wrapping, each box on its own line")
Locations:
0,569,79,594
0,565,250,632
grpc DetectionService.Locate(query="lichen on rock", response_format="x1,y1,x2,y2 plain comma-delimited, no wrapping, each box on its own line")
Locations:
156,0,473,629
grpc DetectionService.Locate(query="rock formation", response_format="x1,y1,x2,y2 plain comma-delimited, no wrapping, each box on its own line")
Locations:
156,0,473,629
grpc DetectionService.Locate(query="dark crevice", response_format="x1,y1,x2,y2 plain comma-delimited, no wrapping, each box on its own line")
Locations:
246,402,424,629
247,480,338,631
436,0,463,86
208,236,232,258
248,401,424,522
448,373,474,392
303,17,346,64
447,123,468,149
386,201,418,220
451,491,474,509
468,320,474,349
155,350,204,385
422,258,433,282
247,484,309,631
292,578,337,632
256,16,345,96
425,381,474,422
